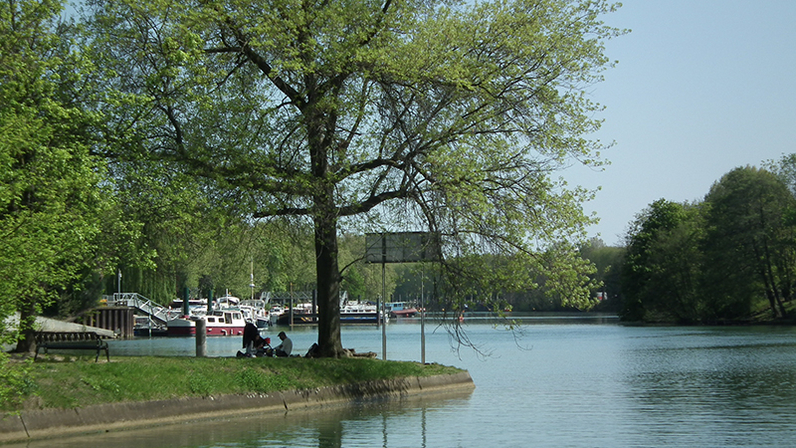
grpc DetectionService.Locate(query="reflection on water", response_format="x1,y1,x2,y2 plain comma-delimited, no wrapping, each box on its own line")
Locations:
13,317,796,447
8,394,473,448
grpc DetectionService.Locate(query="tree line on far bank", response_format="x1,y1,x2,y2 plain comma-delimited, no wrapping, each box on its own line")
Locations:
577,158,796,324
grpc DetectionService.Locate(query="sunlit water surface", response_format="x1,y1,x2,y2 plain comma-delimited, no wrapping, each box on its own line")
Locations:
16,315,796,447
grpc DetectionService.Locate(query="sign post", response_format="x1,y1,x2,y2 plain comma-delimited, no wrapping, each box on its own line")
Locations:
365,232,441,361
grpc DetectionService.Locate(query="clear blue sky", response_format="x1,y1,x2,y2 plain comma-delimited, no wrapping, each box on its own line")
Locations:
571,0,796,246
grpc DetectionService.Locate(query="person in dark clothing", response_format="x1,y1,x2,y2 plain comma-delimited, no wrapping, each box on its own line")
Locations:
239,322,261,357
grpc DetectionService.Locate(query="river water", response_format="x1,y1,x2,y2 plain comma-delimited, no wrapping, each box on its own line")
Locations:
17,315,796,447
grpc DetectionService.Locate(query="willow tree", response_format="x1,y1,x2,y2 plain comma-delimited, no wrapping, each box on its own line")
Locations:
86,0,622,357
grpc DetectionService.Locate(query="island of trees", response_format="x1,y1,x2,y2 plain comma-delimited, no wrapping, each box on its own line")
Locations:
6,0,796,402
6,0,796,364
6,0,793,410
1,0,623,360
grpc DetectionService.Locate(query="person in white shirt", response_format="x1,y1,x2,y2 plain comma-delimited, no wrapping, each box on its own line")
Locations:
274,331,292,357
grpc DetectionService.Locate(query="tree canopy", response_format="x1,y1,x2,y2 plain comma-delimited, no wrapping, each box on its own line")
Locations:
620,199,705,322
83,0,623,356
703,166,796,319
0,0,112,350
618,165,796,324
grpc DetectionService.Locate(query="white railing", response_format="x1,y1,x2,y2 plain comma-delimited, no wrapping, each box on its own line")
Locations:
106,293,173,325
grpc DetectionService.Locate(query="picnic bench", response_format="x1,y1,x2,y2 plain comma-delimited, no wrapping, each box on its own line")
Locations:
34,331,110,362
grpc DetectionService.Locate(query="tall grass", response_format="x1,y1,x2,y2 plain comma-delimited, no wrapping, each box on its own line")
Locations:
2,356,461,411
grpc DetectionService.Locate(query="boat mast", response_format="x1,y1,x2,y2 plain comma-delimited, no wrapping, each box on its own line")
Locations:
250,258,255,301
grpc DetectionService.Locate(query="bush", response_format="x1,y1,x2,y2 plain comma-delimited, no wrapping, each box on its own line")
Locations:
0,354,36,410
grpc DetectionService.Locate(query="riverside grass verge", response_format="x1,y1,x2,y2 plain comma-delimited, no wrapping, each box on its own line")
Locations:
2,355,464,413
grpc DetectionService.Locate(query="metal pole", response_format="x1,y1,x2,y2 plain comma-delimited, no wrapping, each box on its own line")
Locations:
382,261,387,360
421,267,426,365
250,258,255,301
182,287,190,316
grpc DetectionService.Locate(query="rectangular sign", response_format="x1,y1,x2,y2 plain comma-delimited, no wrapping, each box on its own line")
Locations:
365,232,441,263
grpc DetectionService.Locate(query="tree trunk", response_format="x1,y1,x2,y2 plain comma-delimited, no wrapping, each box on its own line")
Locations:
314,212,344,357
759,270,781,319
753,242,782,319
14,298,37,354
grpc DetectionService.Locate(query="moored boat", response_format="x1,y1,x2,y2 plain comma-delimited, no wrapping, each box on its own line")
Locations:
240,298,271,328
272,301,386,325
167,309,248,336
133,315,169,337
341,301,383,324
386,301,419,317
270,301,314,325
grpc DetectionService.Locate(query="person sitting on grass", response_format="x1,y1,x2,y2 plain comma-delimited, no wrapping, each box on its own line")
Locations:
256,337,271,357
273,331,292,357
238,322,261,358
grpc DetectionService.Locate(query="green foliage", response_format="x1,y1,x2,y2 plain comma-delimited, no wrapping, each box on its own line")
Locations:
579,238,625,311
620,164,796,324
177,219,317,299
766,153,796,197
339,233,400,302
621,200,706,322
702,166,796,319
0,354,35,410
83,0,622,354
0,0,120,344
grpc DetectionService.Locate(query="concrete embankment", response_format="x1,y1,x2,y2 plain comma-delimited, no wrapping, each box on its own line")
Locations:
0,371,474,443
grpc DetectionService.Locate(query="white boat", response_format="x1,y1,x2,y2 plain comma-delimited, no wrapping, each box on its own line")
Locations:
214,295,241,309
167,309,247,336
168,298,208,315
133,315,168,337
240,298,271,328
341,301,384,324
270,301,386,325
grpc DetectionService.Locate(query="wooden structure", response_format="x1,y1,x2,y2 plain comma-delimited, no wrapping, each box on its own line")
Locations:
83,307,135,339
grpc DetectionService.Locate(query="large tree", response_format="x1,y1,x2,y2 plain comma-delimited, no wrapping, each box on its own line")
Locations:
0,0,109,352
620,199,698,322
703,166,796,319
85,0,622,356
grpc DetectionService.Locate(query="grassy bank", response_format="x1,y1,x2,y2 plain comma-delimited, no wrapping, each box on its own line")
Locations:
3,355,462,413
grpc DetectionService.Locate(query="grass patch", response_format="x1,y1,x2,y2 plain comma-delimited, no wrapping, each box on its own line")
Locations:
3,356,462,412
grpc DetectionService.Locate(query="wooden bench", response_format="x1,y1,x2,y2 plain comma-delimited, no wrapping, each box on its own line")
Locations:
34,331,110,362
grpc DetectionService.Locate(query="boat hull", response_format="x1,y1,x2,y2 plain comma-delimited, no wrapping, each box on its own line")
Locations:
274,312,383,325
167,318,196,336
134,327,169,337
167,309,248,337
341,313,381,324
390,308,419,317
386,302,419,318
167,322,247,337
